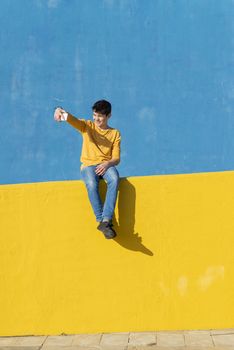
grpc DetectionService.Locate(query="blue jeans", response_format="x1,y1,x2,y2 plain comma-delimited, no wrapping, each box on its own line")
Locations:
80,165,119,222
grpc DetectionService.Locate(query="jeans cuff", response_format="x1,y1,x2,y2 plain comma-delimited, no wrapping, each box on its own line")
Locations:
102,217,112,222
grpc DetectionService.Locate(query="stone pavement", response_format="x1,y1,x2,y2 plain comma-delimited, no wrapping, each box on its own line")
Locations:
0,329,234,350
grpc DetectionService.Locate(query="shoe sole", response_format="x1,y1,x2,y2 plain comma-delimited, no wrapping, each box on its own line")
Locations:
104,232,117,239
97,226,117,239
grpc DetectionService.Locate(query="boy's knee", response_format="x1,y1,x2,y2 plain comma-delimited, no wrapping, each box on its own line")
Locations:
107,174,119,186
84,180,98,191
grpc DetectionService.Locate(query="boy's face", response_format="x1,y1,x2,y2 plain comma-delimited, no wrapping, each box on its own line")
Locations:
93,111,110,129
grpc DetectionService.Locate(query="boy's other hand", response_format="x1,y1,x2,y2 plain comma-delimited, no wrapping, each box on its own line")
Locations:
95,162,110,176
54,107,65,122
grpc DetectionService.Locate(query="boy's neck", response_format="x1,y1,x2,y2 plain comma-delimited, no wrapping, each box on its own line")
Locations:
97,124,110,130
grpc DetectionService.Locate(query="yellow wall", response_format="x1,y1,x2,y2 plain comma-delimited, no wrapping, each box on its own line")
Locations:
0,171,234,336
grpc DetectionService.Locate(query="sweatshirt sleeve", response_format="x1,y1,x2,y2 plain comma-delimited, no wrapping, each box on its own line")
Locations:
112,131,121,162
67,113,87,133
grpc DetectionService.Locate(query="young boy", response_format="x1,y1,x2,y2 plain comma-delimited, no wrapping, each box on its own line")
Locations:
54,100,121,239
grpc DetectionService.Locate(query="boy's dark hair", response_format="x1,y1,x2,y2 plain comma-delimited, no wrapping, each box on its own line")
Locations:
92,100,111,116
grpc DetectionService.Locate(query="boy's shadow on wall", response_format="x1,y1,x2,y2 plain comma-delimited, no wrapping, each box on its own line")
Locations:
100,178,154,256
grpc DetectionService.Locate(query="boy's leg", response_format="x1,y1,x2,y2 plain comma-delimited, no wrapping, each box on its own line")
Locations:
102,166,119,222
80,166,103,222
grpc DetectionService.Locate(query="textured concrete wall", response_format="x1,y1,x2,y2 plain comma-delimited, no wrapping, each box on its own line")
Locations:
1,0,234,184
0,171,234,335
1,0,234,336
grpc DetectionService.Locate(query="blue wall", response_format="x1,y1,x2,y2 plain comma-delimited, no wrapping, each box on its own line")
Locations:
1,0,234,184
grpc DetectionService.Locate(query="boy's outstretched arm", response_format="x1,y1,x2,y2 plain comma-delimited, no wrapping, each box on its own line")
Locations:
54,107,86,133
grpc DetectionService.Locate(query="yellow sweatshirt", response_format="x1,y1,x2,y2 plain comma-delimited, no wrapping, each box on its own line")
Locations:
67,113,121,167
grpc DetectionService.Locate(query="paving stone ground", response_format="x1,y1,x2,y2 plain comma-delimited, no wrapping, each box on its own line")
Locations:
0,329,234,349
